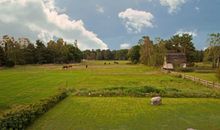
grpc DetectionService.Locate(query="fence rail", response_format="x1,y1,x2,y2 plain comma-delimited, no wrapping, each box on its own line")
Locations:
169,71,220,88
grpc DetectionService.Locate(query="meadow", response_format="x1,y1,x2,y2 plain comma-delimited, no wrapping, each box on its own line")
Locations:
185,72,220,83
1,61,220,129
27,97,220,130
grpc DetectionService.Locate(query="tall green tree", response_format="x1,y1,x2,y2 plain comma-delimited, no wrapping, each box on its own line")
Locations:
35,40,47,64
139,36,154,65
153,38,167,66
128,45,140,64
0,46,5,66
165,34,196,62
206,33,220,68
23,43,36,64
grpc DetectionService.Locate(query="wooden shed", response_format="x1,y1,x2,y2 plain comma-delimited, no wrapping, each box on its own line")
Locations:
163,52,187,70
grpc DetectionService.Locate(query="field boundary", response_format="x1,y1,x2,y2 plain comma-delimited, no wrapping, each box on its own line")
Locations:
169,71,220,88
0,89,69,129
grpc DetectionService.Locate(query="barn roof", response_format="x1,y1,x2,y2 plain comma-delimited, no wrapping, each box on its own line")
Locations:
165,53,187,63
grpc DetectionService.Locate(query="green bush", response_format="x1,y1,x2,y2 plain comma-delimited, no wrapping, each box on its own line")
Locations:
5,59,15,68
0,90,68,129
177,67,194,72
75,86,165,97
74,86,220,98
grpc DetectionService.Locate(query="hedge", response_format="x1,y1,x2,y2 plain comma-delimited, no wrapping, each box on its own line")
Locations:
0,90,68,130
74,86,220,98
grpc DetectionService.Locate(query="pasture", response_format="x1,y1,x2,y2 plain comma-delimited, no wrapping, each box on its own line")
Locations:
1,60,220,129
185,72,220,83
28,97,220,130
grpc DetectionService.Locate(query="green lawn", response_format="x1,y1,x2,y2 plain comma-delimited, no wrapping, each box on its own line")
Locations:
0,61,220,114
185,72,220,83
1,61,220,129
28,97,220,130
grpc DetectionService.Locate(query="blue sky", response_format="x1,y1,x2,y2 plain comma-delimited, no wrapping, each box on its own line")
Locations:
0,0,220,50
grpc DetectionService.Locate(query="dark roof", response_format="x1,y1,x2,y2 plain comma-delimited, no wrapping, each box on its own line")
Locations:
166,53,187,63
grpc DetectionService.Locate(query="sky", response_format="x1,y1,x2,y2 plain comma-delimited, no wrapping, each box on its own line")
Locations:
0,0,219,50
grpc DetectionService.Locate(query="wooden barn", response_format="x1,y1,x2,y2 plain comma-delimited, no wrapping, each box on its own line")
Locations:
163,52,187,70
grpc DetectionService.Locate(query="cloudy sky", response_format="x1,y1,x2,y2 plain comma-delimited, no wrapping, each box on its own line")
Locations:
0,0,219,50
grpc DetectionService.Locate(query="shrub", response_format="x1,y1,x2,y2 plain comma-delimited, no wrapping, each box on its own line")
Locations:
195,70,215,73
74,86,220,98
0,90,68,129
177,67,194,72
75,86,165,97
5,60,15,68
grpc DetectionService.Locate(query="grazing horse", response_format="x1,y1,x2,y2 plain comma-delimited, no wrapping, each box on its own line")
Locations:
62,65,68,69
114,61,119,64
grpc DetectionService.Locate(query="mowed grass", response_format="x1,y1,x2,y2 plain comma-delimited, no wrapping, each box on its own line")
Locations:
1,61,220,114
185,72,220,83
28,97,220,130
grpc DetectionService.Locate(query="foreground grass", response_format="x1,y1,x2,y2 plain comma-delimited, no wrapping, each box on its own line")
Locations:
28,97,220,130
1,61,220,114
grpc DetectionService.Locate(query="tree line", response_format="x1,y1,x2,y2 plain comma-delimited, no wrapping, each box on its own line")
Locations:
82,49,128,60
0,35,82,67
0,33,219,70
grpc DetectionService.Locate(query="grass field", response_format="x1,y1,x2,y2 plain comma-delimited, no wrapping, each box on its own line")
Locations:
1,61,220,129
1,61,220,113
185,62,220,83
28,97,220,130
185,72,220,83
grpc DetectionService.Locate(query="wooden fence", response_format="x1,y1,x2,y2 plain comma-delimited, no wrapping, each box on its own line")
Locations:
169,71,220,88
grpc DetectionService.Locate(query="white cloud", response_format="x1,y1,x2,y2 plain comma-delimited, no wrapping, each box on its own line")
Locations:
118,8,154,33
160,0,186,14
175,29,197,37
0,0,108,50
96,5,104,13
120,43,131,49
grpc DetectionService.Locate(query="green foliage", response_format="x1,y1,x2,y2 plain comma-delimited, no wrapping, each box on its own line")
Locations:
83,49,128,61
5,59,15,67
0,90,68,129
128,45,140,64
0,35,83,66
206,33,220,68
176,67,195,72
137,36,167,66
0,47,5,66
165,34,196,63
74,85,220,98
139,36,154,65
75,86,165,97
23,44,36,64
194,50,204,62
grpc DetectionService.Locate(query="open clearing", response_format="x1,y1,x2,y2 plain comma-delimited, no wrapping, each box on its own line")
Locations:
28,97,220,130
1,61,220,129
